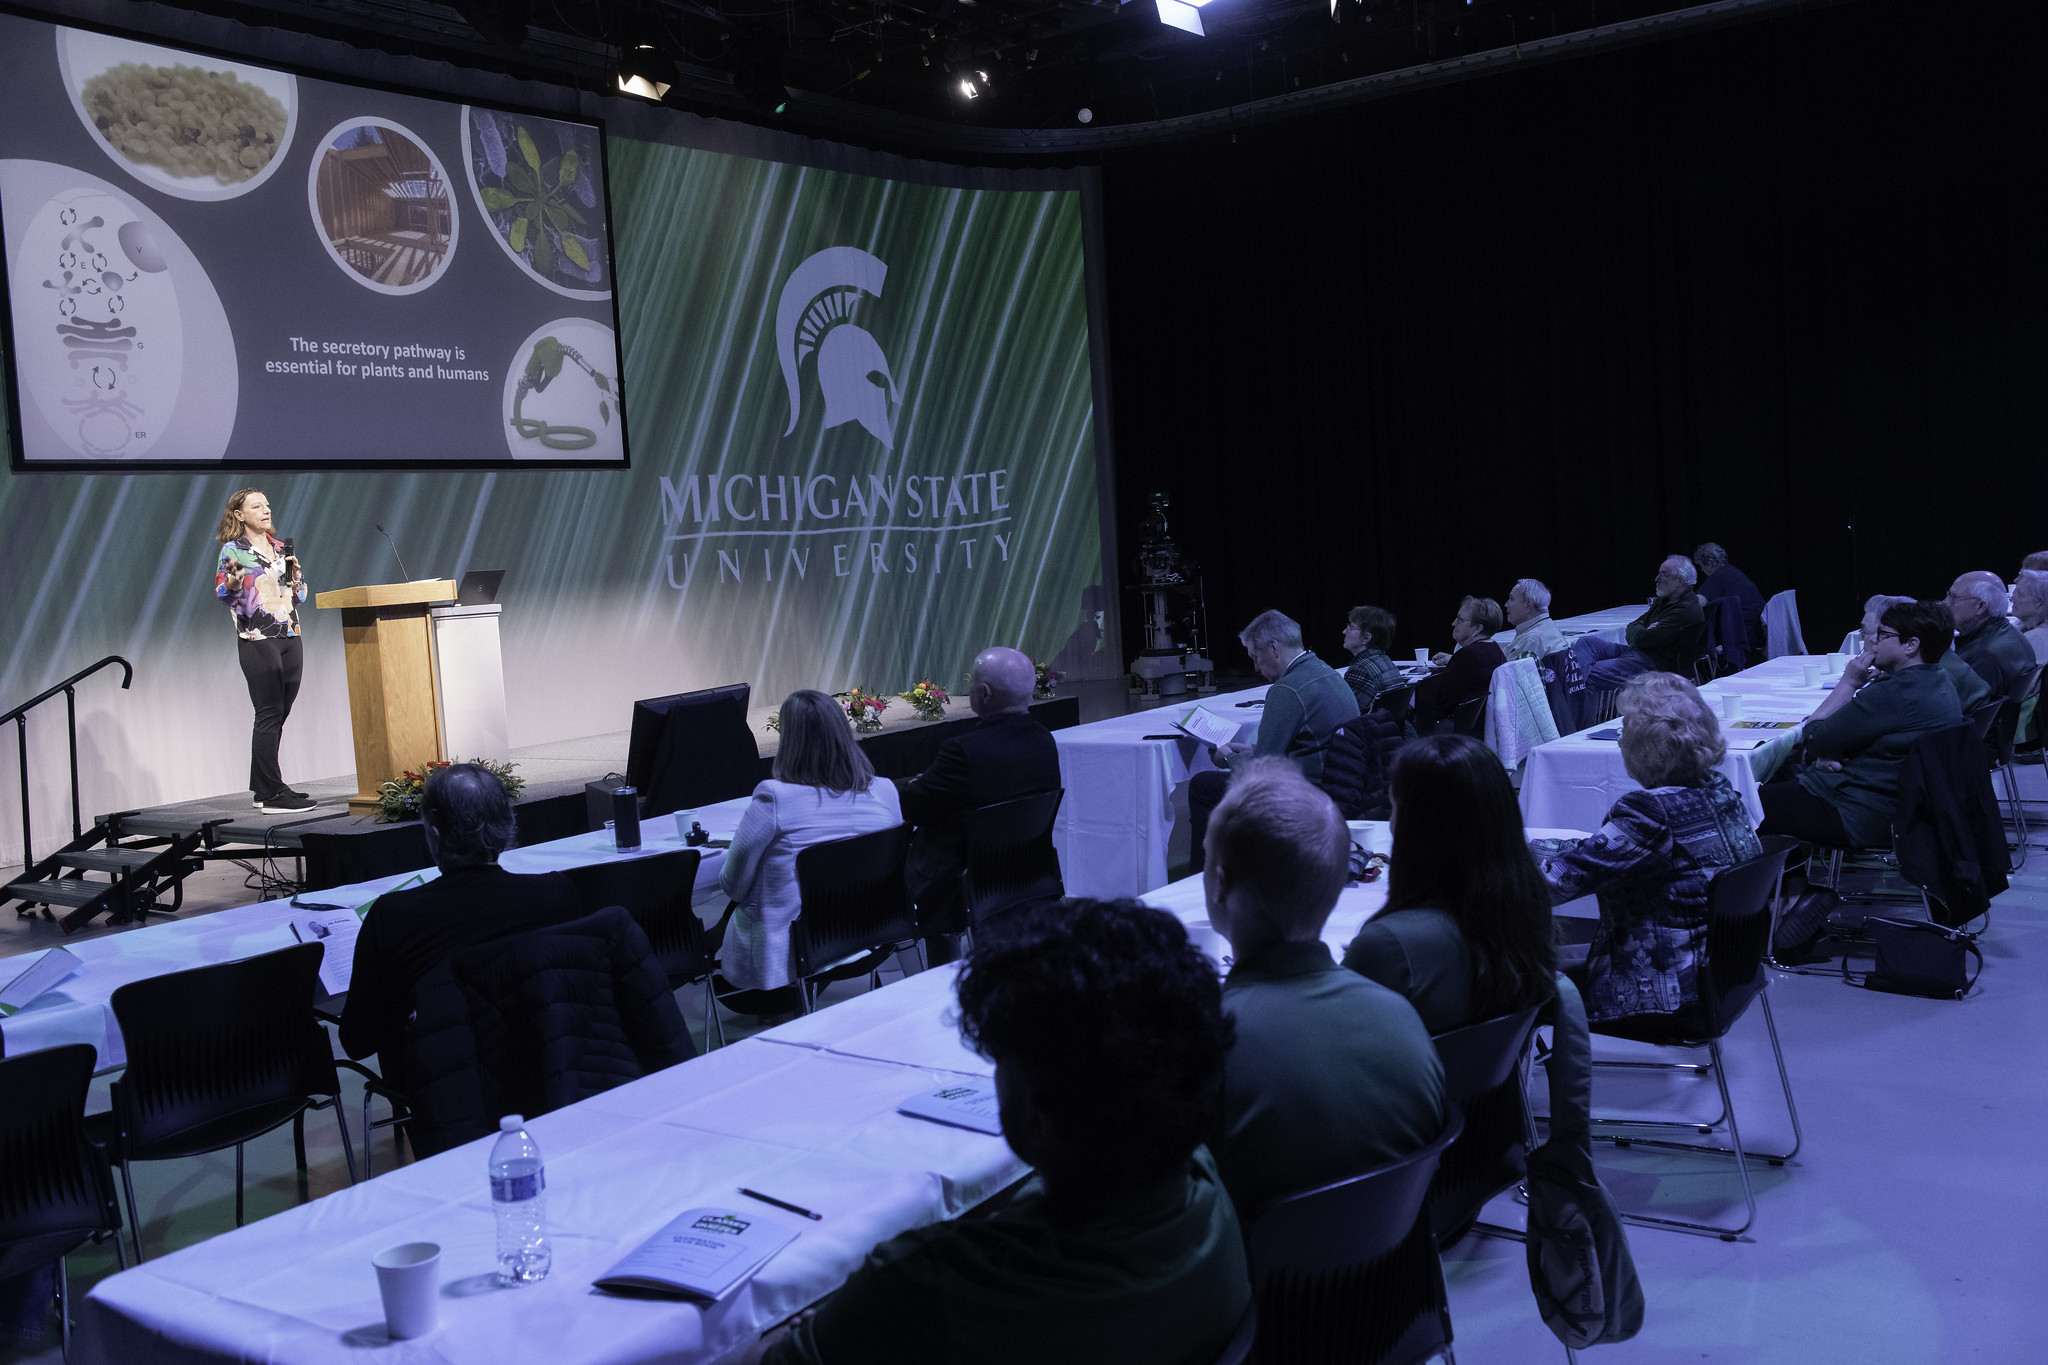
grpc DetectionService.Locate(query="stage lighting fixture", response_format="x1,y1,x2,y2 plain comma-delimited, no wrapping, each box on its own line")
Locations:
1077,107,1094,124
953,68,991,99
616,44,673,101
1156,0,1213,37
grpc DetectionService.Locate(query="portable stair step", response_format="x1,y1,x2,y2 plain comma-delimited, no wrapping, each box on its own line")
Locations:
55,849,164,874
3,876,113,909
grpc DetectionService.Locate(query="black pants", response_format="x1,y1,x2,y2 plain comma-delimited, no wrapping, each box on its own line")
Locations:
238,635,303,799
1188,770,1230,873
1757,777,1852,847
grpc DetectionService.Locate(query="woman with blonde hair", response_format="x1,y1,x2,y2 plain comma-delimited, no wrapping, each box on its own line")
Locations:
215,488,315,812
1539,671,1760,1028
717,690,903,1007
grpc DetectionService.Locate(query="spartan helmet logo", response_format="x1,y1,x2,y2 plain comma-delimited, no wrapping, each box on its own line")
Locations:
776,246,900,450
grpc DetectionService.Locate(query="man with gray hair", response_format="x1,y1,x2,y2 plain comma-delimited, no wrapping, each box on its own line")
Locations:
898,646,1061,962
1201,758,1445,1213
340,763,583,1063
1503,578,1567,661
1579,555,1706,692
1944,570,2034,698
1187,610,1358,872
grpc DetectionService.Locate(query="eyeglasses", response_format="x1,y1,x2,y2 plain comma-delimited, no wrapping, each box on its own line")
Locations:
1870,627,1900,643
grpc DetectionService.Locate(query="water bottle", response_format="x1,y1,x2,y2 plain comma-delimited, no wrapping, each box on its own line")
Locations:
489,1115,551,1285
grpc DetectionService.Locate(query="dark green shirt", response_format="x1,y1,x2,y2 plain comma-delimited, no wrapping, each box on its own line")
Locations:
1343,908,1474,1035
1254,652,1361,784
764,1149,1249,1365
1210,940,1446,1216
1625,590,1705,673
1799,663,1963,847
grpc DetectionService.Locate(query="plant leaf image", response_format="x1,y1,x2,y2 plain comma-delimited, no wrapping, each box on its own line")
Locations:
469,109,609,291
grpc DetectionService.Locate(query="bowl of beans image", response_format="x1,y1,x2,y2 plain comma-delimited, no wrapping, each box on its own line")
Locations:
58,26,297,203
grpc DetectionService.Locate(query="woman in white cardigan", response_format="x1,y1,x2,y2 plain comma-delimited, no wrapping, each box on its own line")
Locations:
717,689,903,995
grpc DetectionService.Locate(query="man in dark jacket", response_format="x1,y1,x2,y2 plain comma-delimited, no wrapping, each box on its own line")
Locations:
1758,598,1964,848
1694,542,1766,652
340,764,584,1063
898,646,1061,961
1581,556,1707,691
1945,570,2035,699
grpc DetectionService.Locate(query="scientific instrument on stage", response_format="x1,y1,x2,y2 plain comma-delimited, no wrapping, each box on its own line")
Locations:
1126,492,1215,700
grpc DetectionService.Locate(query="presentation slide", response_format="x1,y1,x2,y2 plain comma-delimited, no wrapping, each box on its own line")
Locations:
0,13,627,469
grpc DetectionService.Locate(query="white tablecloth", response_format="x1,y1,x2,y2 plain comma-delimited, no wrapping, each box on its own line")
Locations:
1052,687,1265,899
1516,656,1835,833
79,968,1028,1365
0,798,755,1069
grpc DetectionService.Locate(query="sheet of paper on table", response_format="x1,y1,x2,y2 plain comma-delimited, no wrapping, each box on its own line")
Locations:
1173,704,1242,749
593,1206,801,1301
289,910,362,996
0,946,80,1015
898,1082,1005,1136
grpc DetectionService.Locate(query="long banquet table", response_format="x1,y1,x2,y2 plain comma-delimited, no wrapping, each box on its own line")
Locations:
1516,654,1838,833
1052,685,1266,899
78,967,1022,1365
0,798,755,1069
79,819,1595,1365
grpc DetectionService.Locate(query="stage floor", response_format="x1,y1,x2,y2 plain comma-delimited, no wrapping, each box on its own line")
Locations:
94,674,1170,856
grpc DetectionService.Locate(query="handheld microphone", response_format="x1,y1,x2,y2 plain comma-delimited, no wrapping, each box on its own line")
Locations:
374,523,413,582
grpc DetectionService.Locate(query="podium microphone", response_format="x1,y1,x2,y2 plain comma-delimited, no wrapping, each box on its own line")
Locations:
374,523,413,582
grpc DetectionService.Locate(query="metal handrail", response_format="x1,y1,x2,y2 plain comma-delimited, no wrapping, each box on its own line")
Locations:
7,655,133,873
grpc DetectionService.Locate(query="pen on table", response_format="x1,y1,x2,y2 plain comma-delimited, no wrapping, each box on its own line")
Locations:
739,1188,823,1220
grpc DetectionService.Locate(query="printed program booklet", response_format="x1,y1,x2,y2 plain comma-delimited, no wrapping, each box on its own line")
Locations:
289,911,363,995
1172,705,1241,750
593,1207,800,1301
0,946,81,1016
897,1082,1004,1136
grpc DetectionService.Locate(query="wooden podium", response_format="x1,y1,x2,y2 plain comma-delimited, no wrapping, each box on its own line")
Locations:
315,580,459,815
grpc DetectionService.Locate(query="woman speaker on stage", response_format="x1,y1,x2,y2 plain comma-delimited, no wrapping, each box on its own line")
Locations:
215,489,317,813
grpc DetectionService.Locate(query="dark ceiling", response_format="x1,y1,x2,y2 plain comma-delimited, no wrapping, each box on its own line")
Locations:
141,0,1861,156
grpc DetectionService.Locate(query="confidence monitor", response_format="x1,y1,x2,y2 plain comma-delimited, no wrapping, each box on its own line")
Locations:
626,683,759,816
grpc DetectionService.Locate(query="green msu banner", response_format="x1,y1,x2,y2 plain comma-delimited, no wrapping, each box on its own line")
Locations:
0,128,1109,863
612,138,1106,699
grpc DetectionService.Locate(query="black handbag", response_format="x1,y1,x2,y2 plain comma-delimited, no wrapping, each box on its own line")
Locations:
1850,917,1983,1000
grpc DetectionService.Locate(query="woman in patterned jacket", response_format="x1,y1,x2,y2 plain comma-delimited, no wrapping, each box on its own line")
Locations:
1541,671,1761,1028
215,489,316,812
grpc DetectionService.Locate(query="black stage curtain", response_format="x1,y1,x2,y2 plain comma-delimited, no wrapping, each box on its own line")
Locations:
1100,0,2048,668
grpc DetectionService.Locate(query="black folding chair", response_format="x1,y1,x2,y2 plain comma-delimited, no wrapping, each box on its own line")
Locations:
0,1044,125,1358
103,943,356,1261
564,849,722,1043
1585,842,1801,1239
1427,1004,1543,1246
789,824,922,1012
961,789,1065,933
1243,1111,1463,1365
1987,665,2043,870
1450,692,1488,739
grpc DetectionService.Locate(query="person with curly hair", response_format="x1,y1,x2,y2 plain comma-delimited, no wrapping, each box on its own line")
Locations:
760,898,1249,1365
1206,758,1447,1215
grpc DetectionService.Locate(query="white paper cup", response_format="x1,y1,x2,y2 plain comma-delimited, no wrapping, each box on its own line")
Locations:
1414,648,1430,663
674,810,695,841
1827,652,1846,671
1720,692,1743,720
373,1242,440,1340
1802,664,1823,686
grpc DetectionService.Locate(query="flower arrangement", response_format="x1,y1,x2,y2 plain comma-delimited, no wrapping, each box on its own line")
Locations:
836,688,890,733
899,679,951,723
375,757,525,824
1033,659,1062,700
